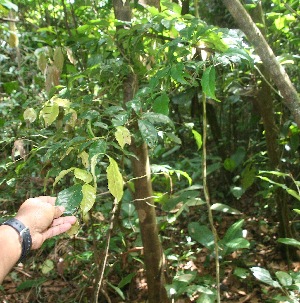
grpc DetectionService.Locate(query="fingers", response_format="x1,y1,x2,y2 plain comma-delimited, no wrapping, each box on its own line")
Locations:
43,223,73,239
33,196,57,206
54,206,65,219
52,216,77,227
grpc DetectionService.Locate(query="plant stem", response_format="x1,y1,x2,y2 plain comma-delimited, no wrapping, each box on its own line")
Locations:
93,198,118,303
202,91,221,303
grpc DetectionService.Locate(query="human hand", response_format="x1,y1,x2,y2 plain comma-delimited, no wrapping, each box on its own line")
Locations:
15,196,77,249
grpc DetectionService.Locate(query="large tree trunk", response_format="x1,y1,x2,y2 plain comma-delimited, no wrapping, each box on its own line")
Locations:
112,1,170,302
250,3,298,260
222,0,300,128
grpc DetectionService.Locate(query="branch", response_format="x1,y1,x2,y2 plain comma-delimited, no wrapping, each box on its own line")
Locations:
222,0,300,128
0,17,19,22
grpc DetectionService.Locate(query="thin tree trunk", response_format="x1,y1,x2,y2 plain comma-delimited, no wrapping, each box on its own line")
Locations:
222,0,300,128
112,1,170,301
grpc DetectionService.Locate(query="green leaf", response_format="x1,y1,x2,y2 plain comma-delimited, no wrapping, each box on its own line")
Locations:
223,219,244,242
1,0,18,11
188,222,214,250
80,184,96,215
53,167,75,187
230,186,244,199
224,158,236,172
56,184,83,215
197,293,215,303
171,63,188,84
175,273,196,283
107,281,125,300
211,203,242,215
138,119,157,147
142,112,173,125
41,259,54,275
40,101,59,127
16,278,47,291
241,164,256,190
192,129,202,150
277,238,300,248
275,271,293,287
257,175,300,202
294,209,300,214
115,126,131,149
74,168,93,184
118,273,135,289
89,139,107,160
250,267,282,288
223,48,254,67
225,238,250,250
201,66,220,102
153,93,170,116
161,0,182,15
234,267,249,279
107,157,124,202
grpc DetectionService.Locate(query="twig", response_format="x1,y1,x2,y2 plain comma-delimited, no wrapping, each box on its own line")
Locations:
93,198,119,303
254,65,281,97
284,3,300,20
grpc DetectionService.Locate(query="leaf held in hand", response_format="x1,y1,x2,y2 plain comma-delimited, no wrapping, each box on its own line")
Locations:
56,184,83,215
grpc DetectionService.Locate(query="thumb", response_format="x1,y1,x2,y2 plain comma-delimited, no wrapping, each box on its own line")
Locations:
54,206,65,219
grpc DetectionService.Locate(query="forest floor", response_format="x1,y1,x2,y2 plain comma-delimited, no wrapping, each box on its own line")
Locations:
1,199,299,303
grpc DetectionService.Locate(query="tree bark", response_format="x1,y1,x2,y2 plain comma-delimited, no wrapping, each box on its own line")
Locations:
222,0,300,128
250,2,298,260
112,1,170,302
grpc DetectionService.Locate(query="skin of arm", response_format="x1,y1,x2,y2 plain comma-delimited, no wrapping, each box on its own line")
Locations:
0,196,77,284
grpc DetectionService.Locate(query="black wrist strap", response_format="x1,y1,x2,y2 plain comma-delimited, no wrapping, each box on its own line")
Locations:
2,218,32,263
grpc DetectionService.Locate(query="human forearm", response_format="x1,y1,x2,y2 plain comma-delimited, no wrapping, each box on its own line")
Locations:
0,196,77,283
0,225,22,283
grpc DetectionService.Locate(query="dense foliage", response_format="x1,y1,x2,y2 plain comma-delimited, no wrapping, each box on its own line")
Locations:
0,0,299,302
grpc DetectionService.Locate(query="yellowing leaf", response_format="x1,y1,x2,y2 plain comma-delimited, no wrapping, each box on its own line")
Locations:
66,219,80,237
23,108,37,123
74,168,93,184
192,129,202,150
66,47,77,65
115,126,131,149
37,52,47,73
40,101,59,127
107,157,124,202
80,184,96,215
51,96,71,108
53,47,64,72
8,32,18,48
45,65,60,93
53,167,75,187
65,108,77,127
78,151,89,168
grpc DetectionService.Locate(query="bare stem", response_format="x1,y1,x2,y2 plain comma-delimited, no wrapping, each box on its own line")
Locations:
202,91,221,303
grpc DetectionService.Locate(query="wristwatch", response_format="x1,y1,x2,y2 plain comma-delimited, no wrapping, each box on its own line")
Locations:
2,218,32,263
